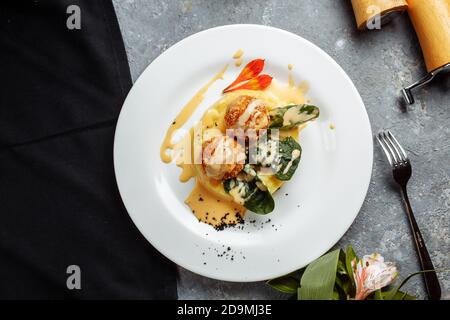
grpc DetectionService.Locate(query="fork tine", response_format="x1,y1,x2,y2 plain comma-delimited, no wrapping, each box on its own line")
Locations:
382,131,401,165
378,131,400,165
386,130,408,162
384,131,405,164
376,131,394,166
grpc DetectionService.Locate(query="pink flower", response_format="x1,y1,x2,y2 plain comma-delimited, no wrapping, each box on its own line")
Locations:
352,253,398,300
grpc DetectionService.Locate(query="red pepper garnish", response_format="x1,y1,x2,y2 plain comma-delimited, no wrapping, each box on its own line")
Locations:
223,59,265,93
223,74,273,93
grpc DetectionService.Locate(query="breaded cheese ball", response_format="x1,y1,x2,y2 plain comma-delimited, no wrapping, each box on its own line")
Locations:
202,135,246,180
224,95,270,130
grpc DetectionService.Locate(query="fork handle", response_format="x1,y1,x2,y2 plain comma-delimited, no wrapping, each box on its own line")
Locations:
400,186,441,300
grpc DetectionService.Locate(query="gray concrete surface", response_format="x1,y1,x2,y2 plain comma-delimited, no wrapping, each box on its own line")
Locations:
112,0,449,300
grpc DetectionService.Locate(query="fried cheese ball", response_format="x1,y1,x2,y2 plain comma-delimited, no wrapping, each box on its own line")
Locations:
202,135,245,180
224,95,270,130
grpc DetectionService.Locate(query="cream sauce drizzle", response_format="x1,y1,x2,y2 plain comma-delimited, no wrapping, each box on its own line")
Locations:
233,49,244,67
288,64,295,87
160,65,228,164
233,49,244,59
283,149,301,174
237,99,261,127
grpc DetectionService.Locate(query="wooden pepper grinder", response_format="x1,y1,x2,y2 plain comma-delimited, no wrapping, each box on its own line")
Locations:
351,0,408,30
402,0,450,104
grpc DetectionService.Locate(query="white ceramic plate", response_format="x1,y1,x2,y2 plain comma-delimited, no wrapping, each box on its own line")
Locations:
114,25,372,282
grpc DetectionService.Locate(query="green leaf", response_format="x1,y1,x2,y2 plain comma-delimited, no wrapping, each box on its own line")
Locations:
223,178,274,214
298,249,341,300
381,290,416,300
337,259,347,275
275,137,302,181
332,289,340,300
384,269,449,300
244,187,275,214
345,245,358,295
373,290,383,300
266,275,300,294
335,274,353,299
269,104,320,130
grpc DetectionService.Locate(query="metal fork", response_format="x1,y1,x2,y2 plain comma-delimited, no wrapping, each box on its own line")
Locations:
377,130,441,300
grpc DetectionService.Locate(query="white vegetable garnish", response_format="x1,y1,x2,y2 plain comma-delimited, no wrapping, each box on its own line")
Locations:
282,149,301,174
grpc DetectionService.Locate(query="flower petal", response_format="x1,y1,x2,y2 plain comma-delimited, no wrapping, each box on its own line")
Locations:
223,74,273,93
353,254,398,300
223,59,265,92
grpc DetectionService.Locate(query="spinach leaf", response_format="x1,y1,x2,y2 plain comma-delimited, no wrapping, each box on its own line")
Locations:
223,178,274,214
275,137,302,181
269,104,320,130
245,187,275,214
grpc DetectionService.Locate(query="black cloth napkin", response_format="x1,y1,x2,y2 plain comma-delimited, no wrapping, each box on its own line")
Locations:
0,0,177,299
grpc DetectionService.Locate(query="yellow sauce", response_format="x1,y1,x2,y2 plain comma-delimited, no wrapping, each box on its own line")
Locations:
233,49,244,67
160,65,228,163
279,126,300,139
233,49,244,59
288,64,295,87
186,182,246,229
174,127,196,182
298,80,310,93
266,80,306,105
